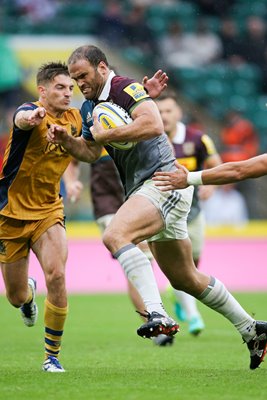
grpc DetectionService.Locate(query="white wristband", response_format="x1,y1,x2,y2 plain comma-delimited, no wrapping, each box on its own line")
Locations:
187,171,203,186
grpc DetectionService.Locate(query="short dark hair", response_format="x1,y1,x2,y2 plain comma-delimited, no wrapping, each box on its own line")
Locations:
68,45,109,68
36,62,69,85
156,89,178,103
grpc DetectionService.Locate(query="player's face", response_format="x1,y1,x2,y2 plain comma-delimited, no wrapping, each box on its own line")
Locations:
156,98,182,136
68,59,105,101
39,74,74,113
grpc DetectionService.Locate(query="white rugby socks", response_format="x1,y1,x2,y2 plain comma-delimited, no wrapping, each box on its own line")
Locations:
199,277,256,341
114,244,167,316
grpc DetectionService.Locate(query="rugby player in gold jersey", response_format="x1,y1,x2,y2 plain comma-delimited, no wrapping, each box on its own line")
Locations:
0,62,86,372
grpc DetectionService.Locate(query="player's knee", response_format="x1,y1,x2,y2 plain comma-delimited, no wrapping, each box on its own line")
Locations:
45,268,65,289
6,289,28,307
102,227,121,252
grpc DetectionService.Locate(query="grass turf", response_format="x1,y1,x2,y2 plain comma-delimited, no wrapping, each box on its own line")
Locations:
0,292,267,400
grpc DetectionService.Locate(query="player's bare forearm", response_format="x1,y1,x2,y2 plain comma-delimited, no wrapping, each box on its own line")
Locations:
202,154,267,184
153,154,267,189
47,124,101,163
92,101,163,144
62,136,102,163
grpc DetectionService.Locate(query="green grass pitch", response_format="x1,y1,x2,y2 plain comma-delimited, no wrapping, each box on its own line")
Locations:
1,292,267,400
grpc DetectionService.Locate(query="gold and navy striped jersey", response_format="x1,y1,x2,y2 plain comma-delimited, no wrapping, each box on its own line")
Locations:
0,101,82,220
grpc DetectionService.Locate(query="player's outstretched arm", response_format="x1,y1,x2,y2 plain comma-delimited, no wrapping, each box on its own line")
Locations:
15,107,46,130
201,154,267,184
47,124,102,163
153,154,267,190
142,70,168,99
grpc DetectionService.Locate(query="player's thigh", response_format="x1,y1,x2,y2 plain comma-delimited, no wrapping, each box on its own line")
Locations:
31,222,68,277
0,215,31,264
0,216,30,292
107,194,164,242
1,256,29,294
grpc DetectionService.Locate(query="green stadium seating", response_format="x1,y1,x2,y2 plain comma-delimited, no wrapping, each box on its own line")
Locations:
146,17,168,37
121,47,153,69
232,1,267,18
146,2,198,34
58,2,102,18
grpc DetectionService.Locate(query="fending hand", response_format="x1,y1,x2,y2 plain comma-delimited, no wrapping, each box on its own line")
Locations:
143,69,169,99
152,162,189,191
27,107,46,126
90,113,108,144
47,124,68,145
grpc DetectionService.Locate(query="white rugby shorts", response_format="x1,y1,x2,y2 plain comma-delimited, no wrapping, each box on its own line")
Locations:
188,211,206,260
133,180,194,242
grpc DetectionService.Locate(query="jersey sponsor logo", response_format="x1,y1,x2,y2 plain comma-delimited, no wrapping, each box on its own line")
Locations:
182,141,195,156
123,83,149,102
44,142,68,154
0,239,6,255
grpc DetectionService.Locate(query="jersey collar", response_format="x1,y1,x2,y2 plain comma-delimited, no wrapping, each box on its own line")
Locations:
98,70,116,101
172,122,186,144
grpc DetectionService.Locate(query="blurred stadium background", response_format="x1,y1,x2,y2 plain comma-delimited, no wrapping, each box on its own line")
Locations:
0,0,266,293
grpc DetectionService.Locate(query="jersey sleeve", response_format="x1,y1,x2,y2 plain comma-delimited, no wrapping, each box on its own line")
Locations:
80,100,95,141
122,81,150,113
13,102,38,124
110,76,151,115
200,133,218,159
